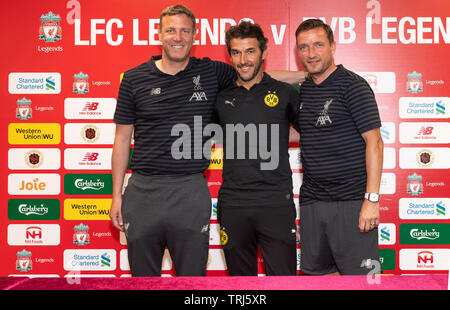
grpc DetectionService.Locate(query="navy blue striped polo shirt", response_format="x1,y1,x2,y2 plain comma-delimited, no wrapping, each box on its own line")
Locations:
113,55,235,175
295,65,381,203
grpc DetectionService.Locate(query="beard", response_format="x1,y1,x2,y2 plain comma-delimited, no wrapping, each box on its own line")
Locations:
236,58,264,82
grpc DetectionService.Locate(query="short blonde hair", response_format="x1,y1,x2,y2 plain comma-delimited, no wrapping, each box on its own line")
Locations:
159,4,196,31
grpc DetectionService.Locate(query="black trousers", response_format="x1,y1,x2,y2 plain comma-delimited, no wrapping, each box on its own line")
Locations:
218,204,297,276
121,172,211,276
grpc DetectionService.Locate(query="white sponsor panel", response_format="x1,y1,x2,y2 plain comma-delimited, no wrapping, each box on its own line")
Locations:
383,147,396,169
119,249,172,271
399,198,449,219
211,198,218,220
400,249,450,271
120,249,129,271
207,248,227,271
357,72,396,93
9,274,60,278
292,172,303,196
289,148,301,171
399,147,450,169
399,122,450,144
378,223,396,245
8,173,60,195
64,249,116,271
64,98,117,119
8,148,60,170
8,224,60,246
399,97,448,119
64,148,112,170
380,122,395,144
64,273,116,278
8,72,61,94
64,123,116,144
380,173,396,195
209,223,221,246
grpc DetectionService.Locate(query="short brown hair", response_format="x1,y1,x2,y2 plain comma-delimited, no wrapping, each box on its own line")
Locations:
225,21,268,55
159,4,196,30
295,19,334,44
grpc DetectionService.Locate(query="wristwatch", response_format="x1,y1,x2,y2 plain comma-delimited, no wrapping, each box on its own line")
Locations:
364,192,380,203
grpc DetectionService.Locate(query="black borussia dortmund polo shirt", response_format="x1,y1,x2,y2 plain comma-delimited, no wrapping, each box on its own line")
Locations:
114,56,235,175
215,73,300,208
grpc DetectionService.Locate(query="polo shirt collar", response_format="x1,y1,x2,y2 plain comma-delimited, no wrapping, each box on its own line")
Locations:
148,55,193,76
309,64,344,87
231,72,271,91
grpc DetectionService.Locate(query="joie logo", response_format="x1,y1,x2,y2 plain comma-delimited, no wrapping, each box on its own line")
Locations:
8,174,60,195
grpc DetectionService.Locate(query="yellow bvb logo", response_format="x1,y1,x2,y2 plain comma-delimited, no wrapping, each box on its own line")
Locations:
220,229,228,245
264,91,279,107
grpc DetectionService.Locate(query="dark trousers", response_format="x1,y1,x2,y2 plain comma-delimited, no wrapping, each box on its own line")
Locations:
218,205,297,276
121,172,211,276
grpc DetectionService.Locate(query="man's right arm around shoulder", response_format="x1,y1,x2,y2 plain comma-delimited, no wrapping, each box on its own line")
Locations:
110,124,134,232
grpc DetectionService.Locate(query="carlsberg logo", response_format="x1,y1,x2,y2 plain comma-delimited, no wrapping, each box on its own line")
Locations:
410,228,440,240
75,179,105,191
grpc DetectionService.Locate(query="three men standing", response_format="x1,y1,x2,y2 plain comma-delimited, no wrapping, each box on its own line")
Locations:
110,4,383,277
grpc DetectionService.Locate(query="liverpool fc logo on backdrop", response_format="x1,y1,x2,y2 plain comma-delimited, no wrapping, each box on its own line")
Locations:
39,11,62,42
406,71,423,94
16,97,32,120
73,72,90,94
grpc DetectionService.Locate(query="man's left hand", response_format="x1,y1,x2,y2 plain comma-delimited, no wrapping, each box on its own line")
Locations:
358,200,380,233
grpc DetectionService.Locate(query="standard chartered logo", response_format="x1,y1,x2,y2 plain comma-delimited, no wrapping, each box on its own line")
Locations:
64,250,115,271
410,229,440,240
75,179,105,190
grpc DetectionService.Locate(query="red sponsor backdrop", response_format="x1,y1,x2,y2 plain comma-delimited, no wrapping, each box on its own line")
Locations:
1,0,449,278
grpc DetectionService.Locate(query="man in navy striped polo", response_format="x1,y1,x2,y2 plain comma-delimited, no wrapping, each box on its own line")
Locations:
294,19,384,275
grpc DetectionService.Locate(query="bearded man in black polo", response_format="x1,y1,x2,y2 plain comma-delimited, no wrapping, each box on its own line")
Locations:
215,22,300,276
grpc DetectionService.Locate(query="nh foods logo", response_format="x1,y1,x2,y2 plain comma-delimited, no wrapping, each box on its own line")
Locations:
8,73,61,94
63,249,116,271
399,198,449,219
399,97,448,119
400,249,450,270
8,224,60,246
